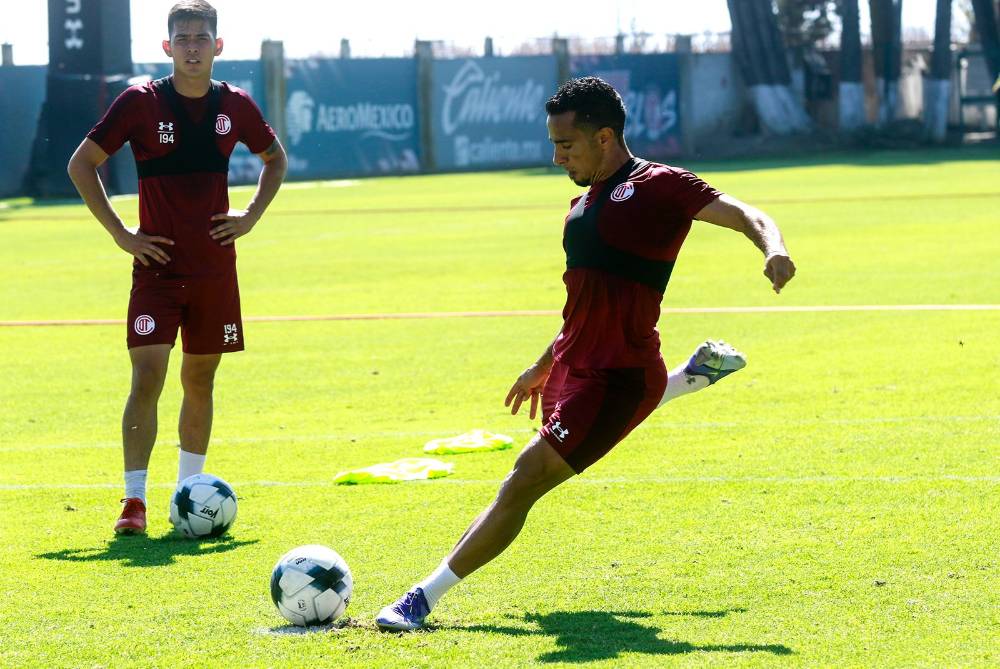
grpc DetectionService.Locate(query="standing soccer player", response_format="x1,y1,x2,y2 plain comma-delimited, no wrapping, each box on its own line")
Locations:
67,0,287,534
376,77,796,630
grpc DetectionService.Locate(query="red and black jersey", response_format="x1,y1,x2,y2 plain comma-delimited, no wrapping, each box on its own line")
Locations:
552,158,721,369
88,76,275,277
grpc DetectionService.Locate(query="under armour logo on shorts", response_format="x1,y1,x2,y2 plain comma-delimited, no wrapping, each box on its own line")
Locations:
223,323,239,345
551,421,570,442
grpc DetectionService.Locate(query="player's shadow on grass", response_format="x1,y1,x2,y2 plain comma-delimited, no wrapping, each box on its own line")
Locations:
36,533,257,568
464,609,792,663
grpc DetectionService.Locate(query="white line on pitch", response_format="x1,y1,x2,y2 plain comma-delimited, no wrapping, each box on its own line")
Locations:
2,304,999,327
2,415,996,454
2,474,1000,491
0,427,537,453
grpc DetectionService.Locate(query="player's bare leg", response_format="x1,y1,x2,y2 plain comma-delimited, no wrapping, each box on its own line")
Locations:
448,435,574,576
376,436,574,631
177,353,221,482
116,344,171,534
123,345,171,470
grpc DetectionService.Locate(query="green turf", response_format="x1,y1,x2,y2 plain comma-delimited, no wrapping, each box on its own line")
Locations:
1,148,999,667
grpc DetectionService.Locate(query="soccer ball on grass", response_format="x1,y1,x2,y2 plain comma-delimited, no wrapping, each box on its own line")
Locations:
169,473,238,538
270,544,353,626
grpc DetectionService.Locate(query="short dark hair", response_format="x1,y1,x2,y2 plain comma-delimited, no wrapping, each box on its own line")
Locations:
168,0,218,36
545,77,627,143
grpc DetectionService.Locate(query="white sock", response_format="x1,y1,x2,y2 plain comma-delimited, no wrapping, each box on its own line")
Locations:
658,363,710,408
124,469,147,503
177,450,207,484
415,561,462,610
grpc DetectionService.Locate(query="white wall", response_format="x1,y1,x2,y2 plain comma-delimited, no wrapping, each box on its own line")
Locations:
681,53,747,153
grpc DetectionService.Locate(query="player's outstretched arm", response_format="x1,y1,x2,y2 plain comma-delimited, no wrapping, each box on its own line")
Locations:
694,194,796,293
67,138,174,266
210,139,288,245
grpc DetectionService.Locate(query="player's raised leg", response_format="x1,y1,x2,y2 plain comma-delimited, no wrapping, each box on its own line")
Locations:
178,352,222,483
658,339,747,408
376,436,574,631
117,344,171,534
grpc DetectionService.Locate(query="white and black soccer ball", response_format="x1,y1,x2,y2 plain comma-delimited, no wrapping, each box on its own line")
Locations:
270,544,353,627
169,473,238,538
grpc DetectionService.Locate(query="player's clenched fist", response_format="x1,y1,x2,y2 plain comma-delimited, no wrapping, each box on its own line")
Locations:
764,254,796,293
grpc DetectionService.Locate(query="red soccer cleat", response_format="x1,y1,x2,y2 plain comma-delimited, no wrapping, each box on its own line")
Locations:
114,498,147,535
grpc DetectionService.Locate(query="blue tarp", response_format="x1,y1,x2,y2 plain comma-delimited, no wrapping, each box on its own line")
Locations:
0,66,47,197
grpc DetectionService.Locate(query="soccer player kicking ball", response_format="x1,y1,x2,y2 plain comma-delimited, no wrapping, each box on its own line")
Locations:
67,0,287,534
376,77,795,630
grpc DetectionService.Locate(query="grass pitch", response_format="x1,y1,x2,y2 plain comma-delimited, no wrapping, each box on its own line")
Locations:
1,147,998,667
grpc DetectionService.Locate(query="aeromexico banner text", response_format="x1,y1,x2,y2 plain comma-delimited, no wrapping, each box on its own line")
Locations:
284,58,420,178
431,57,557,170
571,54,681,157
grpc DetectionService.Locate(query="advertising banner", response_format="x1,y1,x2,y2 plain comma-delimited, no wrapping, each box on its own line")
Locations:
0,66,47,197
284,58,420,178
430,56,557,170
47,0,131,75
571,54,682,158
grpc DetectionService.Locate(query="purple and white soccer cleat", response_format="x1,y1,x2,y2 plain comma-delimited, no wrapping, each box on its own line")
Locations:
375,587,431,631
684,340,747,384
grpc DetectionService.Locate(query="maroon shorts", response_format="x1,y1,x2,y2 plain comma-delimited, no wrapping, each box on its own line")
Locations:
126,269,244,354
538,359,667,473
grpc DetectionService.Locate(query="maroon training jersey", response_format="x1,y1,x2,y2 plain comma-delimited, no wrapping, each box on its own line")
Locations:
552,159,721,369
88,76,275,277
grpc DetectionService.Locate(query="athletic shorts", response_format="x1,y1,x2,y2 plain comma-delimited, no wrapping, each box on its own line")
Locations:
126,269,244,354
538,359,667,473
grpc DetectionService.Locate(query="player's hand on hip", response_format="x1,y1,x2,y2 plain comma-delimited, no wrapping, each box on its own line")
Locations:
114,228,173,266
764,254,796,294
505,363,550,420
210,209,258,246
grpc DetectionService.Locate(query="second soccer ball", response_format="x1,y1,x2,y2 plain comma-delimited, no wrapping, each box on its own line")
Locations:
169,473,238,538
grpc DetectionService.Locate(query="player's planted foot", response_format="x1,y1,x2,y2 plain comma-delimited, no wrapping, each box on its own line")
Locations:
685,340,747,384
114,497,147,535
375,587,431,631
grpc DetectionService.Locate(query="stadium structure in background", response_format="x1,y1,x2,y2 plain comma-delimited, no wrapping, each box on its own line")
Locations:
20,0,134,197
1,0,998,198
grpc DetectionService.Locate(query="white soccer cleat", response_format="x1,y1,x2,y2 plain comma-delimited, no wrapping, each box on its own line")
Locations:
683,340,747,385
